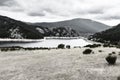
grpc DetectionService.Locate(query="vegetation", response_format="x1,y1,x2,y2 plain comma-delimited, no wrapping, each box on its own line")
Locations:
115,43,120,48
103,43,110,47
105,53,117,65
84,44,101,48
98,50,103,52
57,44,65,49
74,46,81,48
66,45,71,49
117,76,120,80
52,27,79,37
0,46,52,52
112,52,116,54
103,43,114,47
83,49,92,54
24,47,50,50
0,46,22,52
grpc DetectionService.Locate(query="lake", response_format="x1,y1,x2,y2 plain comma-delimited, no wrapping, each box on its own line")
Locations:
0,37,92,48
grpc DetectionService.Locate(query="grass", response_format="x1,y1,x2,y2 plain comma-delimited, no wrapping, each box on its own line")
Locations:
0,47,120,80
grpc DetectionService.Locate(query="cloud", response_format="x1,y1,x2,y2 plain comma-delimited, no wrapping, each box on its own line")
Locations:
28,12,45,17
0,0,23,12
96,7,120,20
0,0,120,26
0,0,10,6
0,0,17,7
97,15,120,20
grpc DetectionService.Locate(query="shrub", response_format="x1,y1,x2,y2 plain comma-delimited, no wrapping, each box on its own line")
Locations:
118,52,120,55
1,48,8,52
74,46,81,48
112,52,116,54
0,46,23,52
58,44,65,49
92,52,94,54
105,53,117,65
103,43,114,47
117,76,120,80
84,44,101,48
98,50,103,52
66,45,70,49
83,49,92,54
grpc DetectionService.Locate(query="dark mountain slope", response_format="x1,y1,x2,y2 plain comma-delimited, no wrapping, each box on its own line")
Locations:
0,15,43,39
89,24,120,45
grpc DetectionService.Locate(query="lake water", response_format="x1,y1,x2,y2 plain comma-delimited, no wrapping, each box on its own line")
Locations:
0,38,92,48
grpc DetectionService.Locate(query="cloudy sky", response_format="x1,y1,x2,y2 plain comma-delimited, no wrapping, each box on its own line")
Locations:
0,0,120,26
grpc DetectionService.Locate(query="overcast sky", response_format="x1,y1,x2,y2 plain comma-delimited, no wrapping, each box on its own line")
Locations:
0,0,120,26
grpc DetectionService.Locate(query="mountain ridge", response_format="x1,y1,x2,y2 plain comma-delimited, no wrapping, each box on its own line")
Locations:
33,18,110,34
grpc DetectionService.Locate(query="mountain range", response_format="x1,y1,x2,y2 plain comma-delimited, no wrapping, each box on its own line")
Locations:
33,18,110,34
0,15,110,39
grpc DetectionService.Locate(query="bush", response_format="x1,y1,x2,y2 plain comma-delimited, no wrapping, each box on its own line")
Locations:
118,52,120,55
66,45,70,49
117,76,120,80
1,48,8,52
103,43,114,47
74,46,81,48
112,52,116,54
98,50,103,52
105,53,117,65
0,46,22,52
84,44,101,48
58,44,65,49
24,47,49,50
83,49,92,54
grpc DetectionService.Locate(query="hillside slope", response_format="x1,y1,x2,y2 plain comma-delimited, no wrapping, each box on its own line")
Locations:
89,24,120,44
0,15,44,39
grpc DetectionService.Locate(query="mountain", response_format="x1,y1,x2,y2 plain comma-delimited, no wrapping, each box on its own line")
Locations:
0,15,79,39
89,24,120,45
0,15,44,39
33,18,110,36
